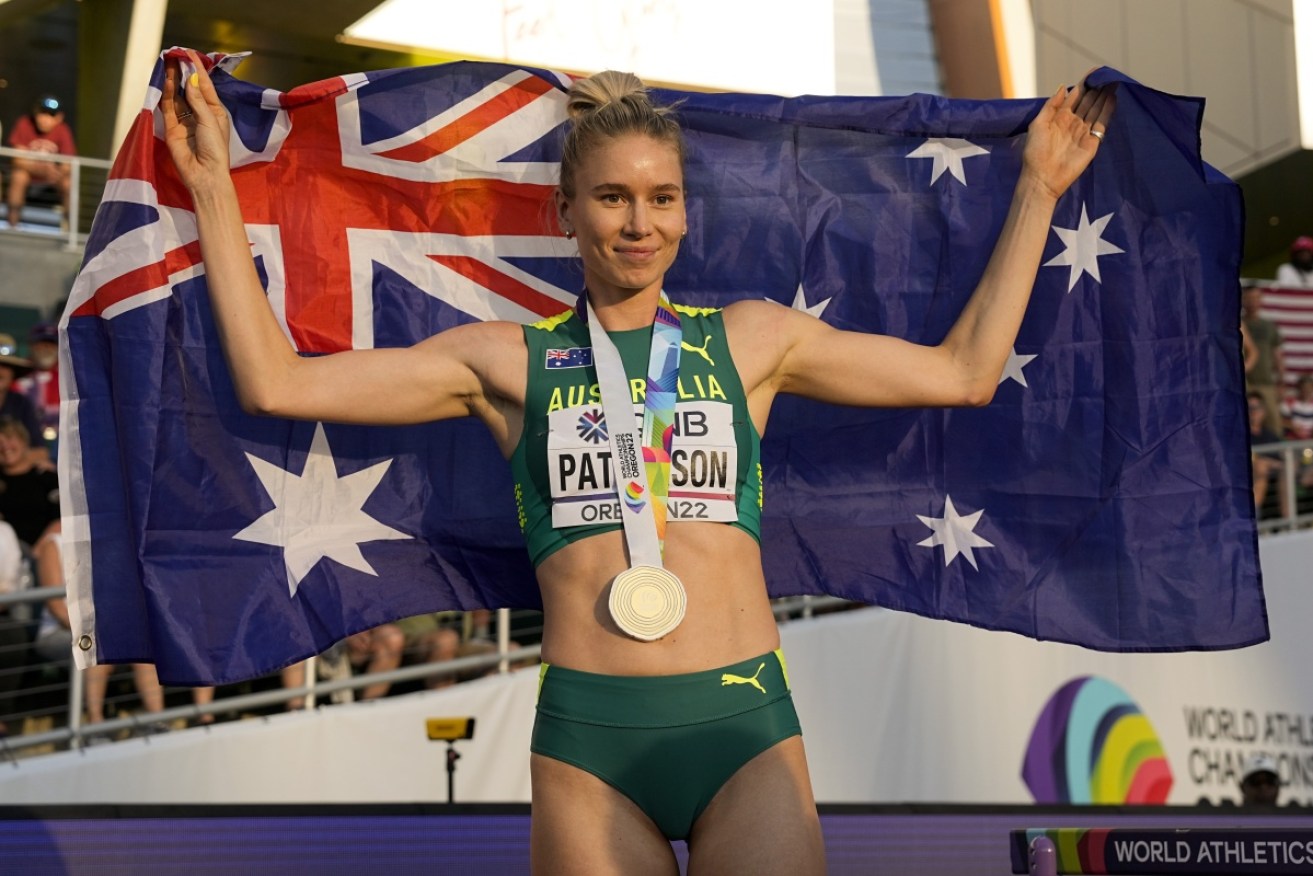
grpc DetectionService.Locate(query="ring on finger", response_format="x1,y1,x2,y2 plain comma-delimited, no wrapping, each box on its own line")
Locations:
177,111,194,122
1090,128,1105,141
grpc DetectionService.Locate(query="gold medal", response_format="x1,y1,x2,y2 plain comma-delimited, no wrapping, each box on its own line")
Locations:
608,565,686,641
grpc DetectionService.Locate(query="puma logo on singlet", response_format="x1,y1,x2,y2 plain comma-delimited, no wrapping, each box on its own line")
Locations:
721,662,767,694
681,335,715,367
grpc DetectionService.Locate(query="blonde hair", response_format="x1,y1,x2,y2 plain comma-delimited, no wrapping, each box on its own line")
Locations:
0,418,29,446
559,71,686,198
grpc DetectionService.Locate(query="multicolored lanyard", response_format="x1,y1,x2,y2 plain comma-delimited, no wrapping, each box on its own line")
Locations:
584,292,682,566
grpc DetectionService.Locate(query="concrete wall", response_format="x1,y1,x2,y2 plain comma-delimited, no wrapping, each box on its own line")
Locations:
0,232,81,320
1032,0,1302,180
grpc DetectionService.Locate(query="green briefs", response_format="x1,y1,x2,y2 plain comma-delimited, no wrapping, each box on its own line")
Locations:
531,650,802,841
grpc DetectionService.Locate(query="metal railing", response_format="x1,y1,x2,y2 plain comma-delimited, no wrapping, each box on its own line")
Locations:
0,588,851,759
1251,437,1313,534
0,146,112,250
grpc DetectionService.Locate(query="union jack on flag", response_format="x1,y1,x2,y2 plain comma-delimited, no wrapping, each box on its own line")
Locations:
62,49,1265,685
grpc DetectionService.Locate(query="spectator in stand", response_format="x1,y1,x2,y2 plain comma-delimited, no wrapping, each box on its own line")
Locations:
279,661,309,711
1241,322,1258,375
1249,391,1285,516
0,418,57,545
1240,753,1280,806
1276,236,1313,288
1243,286,1285,431
1280,375,1313,494
344,622,405,700
0,520,26,737
4,95,76,230
395,611,510,690
31,524,216,735
17,324,59,460
31,525,163,730
1282,375,1313,440
0,337,47,468
0,415,56,736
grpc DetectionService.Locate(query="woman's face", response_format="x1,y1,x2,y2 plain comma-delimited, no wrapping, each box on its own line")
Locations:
1248,398,1266,432
0,430,25,468
556,134,686,302
30,341,56,371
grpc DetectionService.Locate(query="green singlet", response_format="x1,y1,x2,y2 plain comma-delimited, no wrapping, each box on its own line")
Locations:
511,303,762,567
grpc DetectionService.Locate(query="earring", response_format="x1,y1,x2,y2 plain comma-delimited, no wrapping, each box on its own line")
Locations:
564,229,574,240
681,229,687,239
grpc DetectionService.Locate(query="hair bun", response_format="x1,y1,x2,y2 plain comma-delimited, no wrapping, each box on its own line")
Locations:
566,71,650,122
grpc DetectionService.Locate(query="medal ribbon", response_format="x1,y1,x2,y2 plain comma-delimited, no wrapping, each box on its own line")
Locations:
585,292,681,567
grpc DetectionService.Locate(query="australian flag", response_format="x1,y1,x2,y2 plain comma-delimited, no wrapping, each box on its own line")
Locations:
60,48,1265,685
545,347,593,369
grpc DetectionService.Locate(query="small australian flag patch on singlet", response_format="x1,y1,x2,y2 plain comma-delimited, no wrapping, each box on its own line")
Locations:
545,347,593,369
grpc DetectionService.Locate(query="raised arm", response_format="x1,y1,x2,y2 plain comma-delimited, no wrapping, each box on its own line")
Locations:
730,77,1115,422
161,52,525,449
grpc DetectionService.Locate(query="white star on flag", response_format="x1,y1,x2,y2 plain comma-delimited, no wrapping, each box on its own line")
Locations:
998,347,1038,387
789,282,831,318
906,138,989,185
917,495,994,570
234,422,410,596
1044,203,1125,292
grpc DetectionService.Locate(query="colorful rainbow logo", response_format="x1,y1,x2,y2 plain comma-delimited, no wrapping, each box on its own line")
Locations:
642,445,671,464
624,481,646,512
1022,676,1172,804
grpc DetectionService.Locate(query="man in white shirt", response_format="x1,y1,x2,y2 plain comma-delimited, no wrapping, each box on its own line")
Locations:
1276,236,1313,287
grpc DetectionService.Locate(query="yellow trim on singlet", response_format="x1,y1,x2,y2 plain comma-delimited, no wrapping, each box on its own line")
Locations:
532,303,719,327
529,309,575,331
671,303,719,317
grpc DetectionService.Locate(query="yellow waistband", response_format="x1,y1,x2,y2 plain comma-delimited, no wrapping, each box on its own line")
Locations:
537,648,788,700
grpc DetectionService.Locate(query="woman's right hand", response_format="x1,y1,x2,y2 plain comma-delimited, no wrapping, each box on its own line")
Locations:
161,49,233,196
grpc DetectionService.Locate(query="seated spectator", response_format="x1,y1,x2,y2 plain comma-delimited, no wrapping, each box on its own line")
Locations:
31,526,163,731
0,417,57,545
1282,375,1313,440
16,323,59,460
1242,286,1284,430
0,344,48,468
1277,236,1313,288
280,650,354,710
1250,391,1285,516
344,622,405,700
4,95,76,230
279,661,309,711
0,520,26,737
1241,322,1258,375
396,610,517,690
31,526,215,735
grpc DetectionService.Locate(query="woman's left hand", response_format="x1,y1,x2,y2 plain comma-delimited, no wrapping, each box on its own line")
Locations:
1021,74,1116,202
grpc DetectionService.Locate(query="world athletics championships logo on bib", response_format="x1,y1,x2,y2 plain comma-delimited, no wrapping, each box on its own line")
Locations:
576,409,607,444
1021,676,1173,804
624,481,646,513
